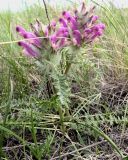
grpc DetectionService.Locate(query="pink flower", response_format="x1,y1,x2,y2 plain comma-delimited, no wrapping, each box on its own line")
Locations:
50,34,57,43
72,30,82,46
59,18,67,27
16,26,27,37
62,11,78,30
85,28,92,34
56,38,67,50
98,23,106,30
92,15,99,23
50,20,56,31
67,16,78,30
51,20,56,27
56,27,69,37
18,41,40,57
62,11,72,19
92,23,105,32
23,32,41,48
16,2,106,55
91,30,103,40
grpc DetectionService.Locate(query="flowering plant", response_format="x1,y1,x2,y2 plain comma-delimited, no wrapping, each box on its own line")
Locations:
16,2,105,58
16,2,105,128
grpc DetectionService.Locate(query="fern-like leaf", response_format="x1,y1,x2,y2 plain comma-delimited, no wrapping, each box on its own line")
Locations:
51,69,70,108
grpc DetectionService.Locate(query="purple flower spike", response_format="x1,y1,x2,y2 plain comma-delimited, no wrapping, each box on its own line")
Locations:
98,23,106,30
16,2,106,52
85,28,92,34
51,20,56,27
62,11,71,18
59,18,67,27
16,26,26,33
92,15,99,23
18,41,40,57
92,23,105,32
97,30,103,36
50,34,57,43
92,25,100,32
63,10,77,26
23,32,41,48
56,27,69,37
50,20,56,31
55,38,66,50
91,30,103,40
72,30,82,46
67,16,78,30
16,26,27,37
63,32,69,38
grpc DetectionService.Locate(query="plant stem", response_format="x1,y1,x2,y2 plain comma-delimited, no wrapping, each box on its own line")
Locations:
64,63,72,75
64,46,79,75
58,105,65,134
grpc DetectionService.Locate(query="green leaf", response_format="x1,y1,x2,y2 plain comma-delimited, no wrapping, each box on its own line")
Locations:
0,125,26,146
123,157,128,160
51,69,70,108
50,53,62,66
75,121,125,159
